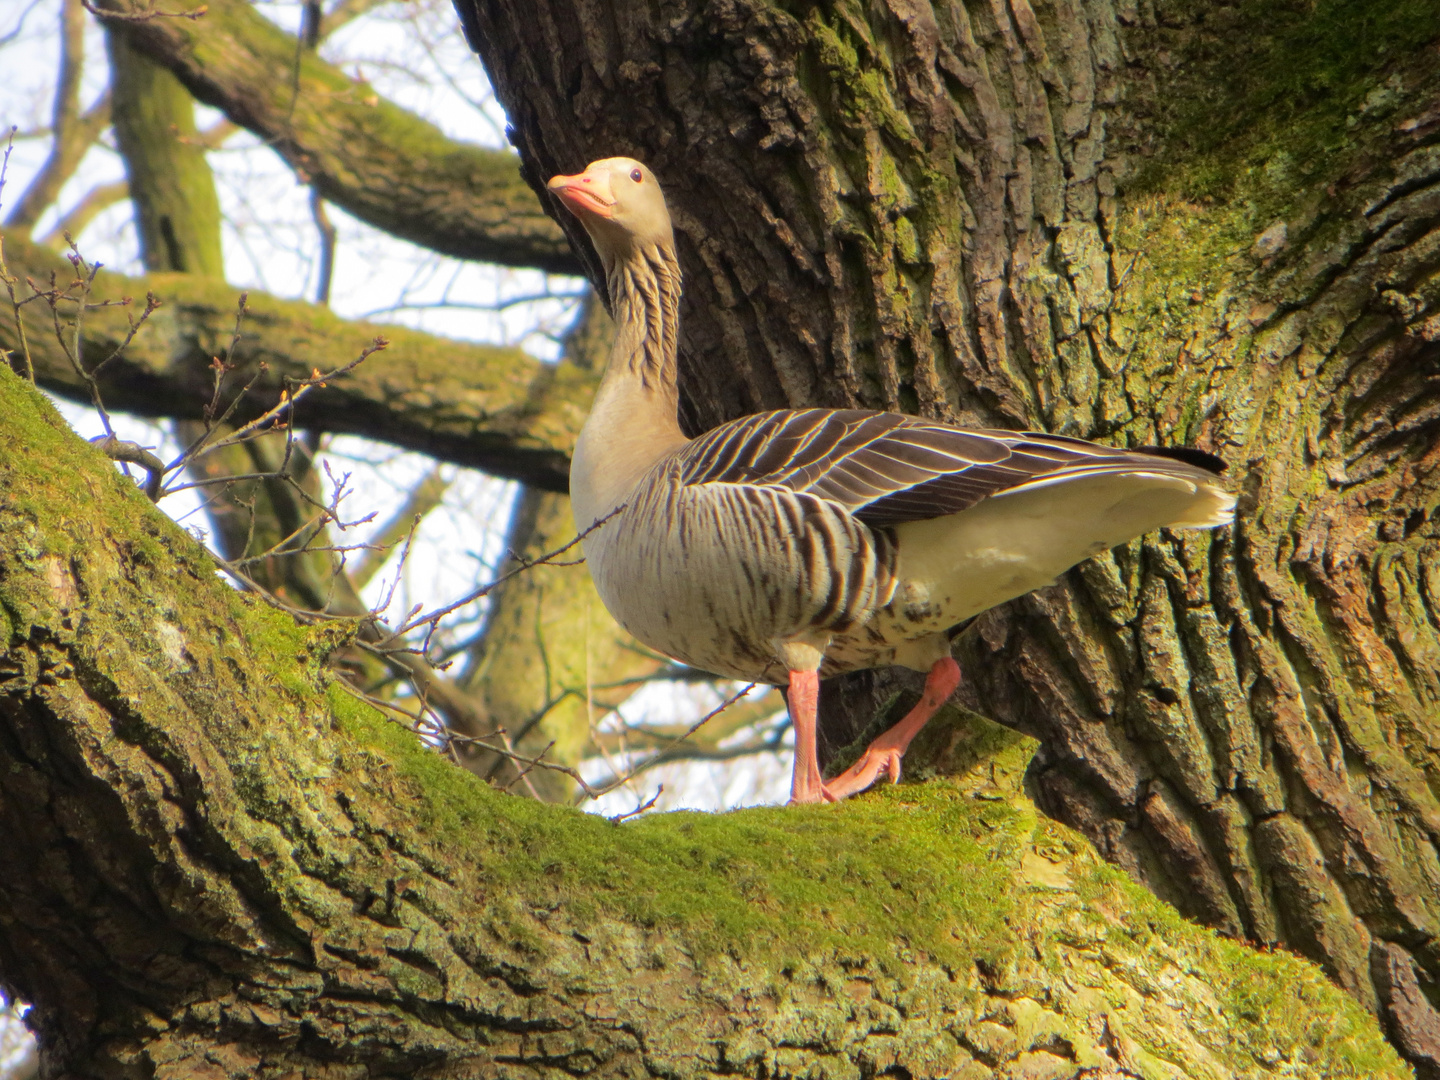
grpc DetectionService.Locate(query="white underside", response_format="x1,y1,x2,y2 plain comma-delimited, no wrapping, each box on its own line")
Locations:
843,471,1235,669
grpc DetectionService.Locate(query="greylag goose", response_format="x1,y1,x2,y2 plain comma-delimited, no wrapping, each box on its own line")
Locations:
549,157,1235,805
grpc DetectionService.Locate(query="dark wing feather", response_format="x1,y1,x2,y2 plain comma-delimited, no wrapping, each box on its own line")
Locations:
676,409,1227,528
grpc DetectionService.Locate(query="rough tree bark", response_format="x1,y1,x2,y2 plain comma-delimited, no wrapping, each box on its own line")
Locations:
454,0,1440,1069
0,367,1408,1077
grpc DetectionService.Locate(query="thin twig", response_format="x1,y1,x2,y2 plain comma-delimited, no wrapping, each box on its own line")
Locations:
385,505,625,647
91,288,162,379
0,129,37,381
609,786,663,824
161,331,388,496
204,338,387,457
40,243,119,437
350,467,448,590
500,736,550,799
574,684,758,806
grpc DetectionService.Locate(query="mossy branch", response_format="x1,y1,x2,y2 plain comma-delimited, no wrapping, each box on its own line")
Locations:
0,231,590,489
0,364,1408,1077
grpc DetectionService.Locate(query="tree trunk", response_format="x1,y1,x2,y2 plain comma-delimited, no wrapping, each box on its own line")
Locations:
106,26,224,279
0,366,1409,1077
454,0,1440,1068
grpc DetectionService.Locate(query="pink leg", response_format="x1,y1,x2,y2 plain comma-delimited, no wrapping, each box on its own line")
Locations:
823,657,961,801
786,670,825,804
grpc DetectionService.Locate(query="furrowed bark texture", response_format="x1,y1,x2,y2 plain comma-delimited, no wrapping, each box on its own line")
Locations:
1,233,589,489
85,0,579,274
0,370,1408,1077
456,0,1440,1065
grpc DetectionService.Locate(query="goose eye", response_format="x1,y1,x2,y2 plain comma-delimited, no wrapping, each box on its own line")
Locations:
630,168,643,183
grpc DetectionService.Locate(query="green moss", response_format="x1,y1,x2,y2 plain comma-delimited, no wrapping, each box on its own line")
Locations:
334,696,1403,1075
1139,0,1440,217
108,31,225,277
334,690,1022,970
1068,857,1397,1074
805,6,919,150
1,366,1408,1075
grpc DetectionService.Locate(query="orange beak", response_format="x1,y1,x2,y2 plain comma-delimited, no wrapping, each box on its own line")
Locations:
547,168,615,219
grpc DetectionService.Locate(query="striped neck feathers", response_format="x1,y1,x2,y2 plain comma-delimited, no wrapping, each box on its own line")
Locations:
604,240,682,397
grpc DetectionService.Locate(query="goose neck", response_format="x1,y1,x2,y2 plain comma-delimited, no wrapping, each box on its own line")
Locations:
604,240,682,399
570,240,687,528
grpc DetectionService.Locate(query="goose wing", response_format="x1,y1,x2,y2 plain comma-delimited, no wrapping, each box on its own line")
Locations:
676,409,1230,528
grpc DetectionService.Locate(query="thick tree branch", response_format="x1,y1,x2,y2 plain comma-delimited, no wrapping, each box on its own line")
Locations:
0,369,1408,1077
106,24,224,277
1,231,589,489
83,0,579,273
5,0,109,229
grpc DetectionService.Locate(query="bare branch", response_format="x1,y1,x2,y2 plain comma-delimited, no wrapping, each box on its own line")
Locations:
2,233,590,489
383,505,625,646
608,787,662,823
37,180,131,247
316,0,393,39
349,466,449,590
574,684,760,805
40,243,119,436
5,0,91,229
82,0,578,272
79,0,208,22
0,0,48,47
161,335,389,493
0,137,38,382
90,433,165,498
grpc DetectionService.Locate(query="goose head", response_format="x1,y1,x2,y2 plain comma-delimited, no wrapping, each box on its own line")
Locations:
547,157,674,268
